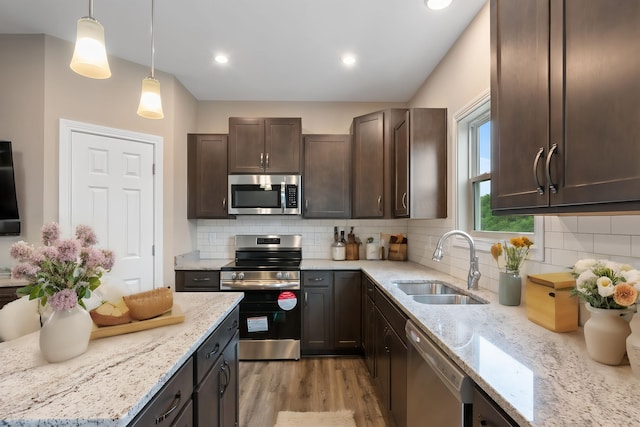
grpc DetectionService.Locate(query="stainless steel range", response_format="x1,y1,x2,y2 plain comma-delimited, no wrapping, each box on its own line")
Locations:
220,234,301,360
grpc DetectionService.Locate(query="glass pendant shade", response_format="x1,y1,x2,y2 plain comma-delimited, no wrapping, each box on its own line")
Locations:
70,17,111,79
137,76,164,119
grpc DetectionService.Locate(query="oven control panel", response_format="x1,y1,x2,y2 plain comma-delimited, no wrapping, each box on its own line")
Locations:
220,270,301,290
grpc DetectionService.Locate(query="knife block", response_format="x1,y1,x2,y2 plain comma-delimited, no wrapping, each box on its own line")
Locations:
346,243,360,260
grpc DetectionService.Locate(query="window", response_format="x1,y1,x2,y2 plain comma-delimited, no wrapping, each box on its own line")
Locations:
455,90,543,259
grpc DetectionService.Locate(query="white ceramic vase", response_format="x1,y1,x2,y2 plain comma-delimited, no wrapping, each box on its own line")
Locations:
583,303,634,366
39,304,92,363
626,312,640,376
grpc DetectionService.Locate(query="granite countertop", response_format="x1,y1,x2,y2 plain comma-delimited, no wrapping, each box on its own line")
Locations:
175,255,640,426
0,292,243,426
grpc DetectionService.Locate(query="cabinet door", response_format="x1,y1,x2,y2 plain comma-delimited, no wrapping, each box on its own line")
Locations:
374,306,391,409
303,134,351,218
363,285,376,376
220,333,239,427
194,353,223,426
187,134,229,218
333,271,361,349
265,118,302,174
490,0,550,212
352,111,385,218
301,271,332,352
393,112,409,217
228,118,265,173
410,108,447,219
550,1,640,207
388,327,408,427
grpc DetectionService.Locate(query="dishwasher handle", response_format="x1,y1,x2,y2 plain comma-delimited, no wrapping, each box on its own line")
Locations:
406,320,473,404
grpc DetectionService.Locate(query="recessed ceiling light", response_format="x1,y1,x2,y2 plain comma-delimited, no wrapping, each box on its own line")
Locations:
214,55,228,64
341,54,356,66
426,0,453,10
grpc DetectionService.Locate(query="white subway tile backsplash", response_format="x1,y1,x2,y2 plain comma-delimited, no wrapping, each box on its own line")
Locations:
544,231,564,249
612,216,640,235
563,233,594,252
593,234,631,257
577,216,611,234
546,216,578,233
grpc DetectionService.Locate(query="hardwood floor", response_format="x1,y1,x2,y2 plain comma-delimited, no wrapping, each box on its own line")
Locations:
239,356,392,427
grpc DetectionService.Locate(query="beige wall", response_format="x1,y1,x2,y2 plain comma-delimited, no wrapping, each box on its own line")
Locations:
0,34,198,285
196,101,406,134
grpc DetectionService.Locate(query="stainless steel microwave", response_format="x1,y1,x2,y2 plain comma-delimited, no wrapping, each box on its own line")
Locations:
228,174,301,215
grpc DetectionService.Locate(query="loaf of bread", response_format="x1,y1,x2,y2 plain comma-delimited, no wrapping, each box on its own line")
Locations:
90,299,132,326
123,287,173,321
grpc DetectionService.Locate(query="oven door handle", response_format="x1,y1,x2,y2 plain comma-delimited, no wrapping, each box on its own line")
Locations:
220,282,301,291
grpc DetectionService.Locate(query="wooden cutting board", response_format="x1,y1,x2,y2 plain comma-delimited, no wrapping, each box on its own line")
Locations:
90,304,185,340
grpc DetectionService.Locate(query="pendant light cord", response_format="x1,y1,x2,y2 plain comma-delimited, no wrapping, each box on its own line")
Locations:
88,0,94,18
150,0,155,79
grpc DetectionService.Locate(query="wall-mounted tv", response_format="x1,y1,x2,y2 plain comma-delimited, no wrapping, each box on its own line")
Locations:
0,141,20,236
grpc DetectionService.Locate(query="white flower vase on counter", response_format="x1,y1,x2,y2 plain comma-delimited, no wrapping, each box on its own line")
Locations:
39,305,93,363
583,303,634,366
498,270,522,306
626,312,640,376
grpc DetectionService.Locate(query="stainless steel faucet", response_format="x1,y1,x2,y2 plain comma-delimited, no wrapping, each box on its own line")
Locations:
432,230,481,290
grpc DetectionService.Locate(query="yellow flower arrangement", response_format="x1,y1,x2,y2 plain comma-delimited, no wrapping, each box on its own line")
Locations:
490,236,534,274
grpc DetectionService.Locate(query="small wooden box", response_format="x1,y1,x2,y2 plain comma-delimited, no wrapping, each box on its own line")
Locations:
526,272,578,332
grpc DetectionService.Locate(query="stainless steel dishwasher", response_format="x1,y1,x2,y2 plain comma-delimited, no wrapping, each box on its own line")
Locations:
406,320,473,427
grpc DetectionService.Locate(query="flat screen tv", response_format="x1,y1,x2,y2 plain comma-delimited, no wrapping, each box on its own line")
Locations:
0,141,20,235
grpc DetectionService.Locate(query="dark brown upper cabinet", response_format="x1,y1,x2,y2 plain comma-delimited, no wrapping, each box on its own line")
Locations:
491,0,640,215
352,109,406,218
187,134,230,219
394,108,447,219
302,134,351,218
228,117,302,174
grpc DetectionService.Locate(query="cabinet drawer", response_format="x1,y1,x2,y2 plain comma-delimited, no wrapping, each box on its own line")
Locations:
302,271,332,288
130,357,194,427
170,399,193,427
176,271,220,292
374,287,407,343
194,306,240,384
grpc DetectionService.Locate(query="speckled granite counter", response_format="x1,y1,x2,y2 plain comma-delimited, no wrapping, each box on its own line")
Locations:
175,256,640,426
0,292,243,426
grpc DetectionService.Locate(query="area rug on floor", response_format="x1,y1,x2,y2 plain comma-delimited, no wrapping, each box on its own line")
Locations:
274,410,356,427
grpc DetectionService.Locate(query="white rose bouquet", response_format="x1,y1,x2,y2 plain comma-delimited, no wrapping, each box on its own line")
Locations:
571,259,640,309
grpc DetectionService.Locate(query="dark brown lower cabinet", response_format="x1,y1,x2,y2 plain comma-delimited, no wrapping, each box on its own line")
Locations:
129,306,239,427
194,332,239,427
367,283,408,427
175,270,220,292
301,270,362,355
362,276,376,376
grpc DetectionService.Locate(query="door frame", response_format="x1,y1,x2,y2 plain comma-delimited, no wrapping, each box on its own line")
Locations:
58,119,164,287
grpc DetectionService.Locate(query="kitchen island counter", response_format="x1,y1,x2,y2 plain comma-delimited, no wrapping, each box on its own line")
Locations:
0,292,243,426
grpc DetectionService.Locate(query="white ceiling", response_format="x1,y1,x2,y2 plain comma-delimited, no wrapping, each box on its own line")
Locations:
0,0,486,102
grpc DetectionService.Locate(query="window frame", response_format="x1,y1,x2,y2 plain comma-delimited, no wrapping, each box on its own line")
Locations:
453,89,543,261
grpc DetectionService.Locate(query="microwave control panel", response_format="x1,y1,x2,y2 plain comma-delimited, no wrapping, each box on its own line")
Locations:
286,185,298,208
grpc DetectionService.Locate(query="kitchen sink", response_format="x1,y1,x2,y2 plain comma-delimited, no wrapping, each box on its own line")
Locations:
393,279,459,295
412,294,485,305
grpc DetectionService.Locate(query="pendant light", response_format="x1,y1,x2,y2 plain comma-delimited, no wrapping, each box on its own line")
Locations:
70,0,111,79
137,0,164,119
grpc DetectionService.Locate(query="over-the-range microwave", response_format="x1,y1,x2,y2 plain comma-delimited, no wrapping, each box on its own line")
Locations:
228,174,301,215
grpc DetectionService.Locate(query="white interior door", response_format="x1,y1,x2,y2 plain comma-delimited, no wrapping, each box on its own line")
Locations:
59,120,163,293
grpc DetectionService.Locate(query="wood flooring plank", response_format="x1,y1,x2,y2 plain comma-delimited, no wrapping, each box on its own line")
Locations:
239,357,391,427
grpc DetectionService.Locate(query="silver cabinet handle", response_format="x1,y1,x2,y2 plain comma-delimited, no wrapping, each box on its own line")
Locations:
533,147,545,195
260,152,264,167
401,192,407,209
192,277,211,282
311,277,324,281
155,391,181,423
222,197,226,210
266,152,270,168
378,196,382,212
305,199,309,210
545,143,558,194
